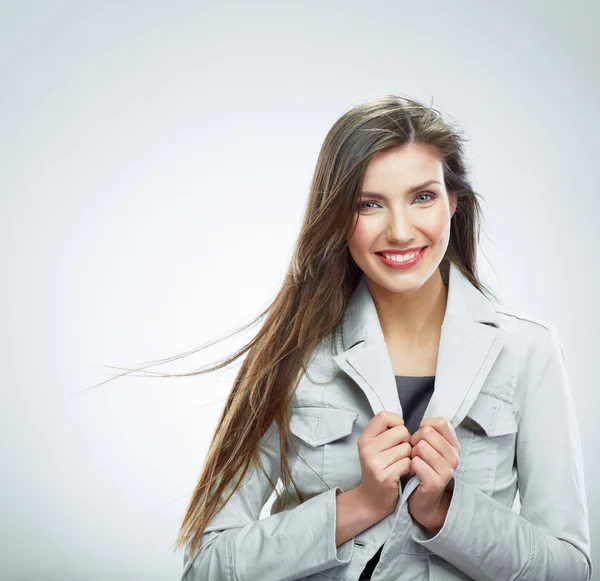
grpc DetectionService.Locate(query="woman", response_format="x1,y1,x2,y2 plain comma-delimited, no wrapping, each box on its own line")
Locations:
173,95,592,580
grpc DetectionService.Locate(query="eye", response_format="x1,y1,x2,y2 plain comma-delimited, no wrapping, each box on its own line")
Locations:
358,201,380,211
415,192,437,203
358,192,437,212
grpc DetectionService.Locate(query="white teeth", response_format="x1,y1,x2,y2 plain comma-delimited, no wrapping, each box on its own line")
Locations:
381,250,421,262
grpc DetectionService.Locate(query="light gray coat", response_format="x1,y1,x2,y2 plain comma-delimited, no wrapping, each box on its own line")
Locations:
182,261,593,581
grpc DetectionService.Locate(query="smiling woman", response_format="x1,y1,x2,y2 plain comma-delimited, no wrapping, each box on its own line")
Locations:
347,143,457,309
171,95,590,581
99,94,592,581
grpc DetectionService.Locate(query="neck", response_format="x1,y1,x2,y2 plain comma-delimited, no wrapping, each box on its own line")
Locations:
367,268,448,349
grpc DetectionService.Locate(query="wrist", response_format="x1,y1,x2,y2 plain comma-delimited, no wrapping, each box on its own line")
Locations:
424,490,452,534
354,485,397,519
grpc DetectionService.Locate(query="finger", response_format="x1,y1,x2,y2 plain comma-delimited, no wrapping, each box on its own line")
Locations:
410,455,441,491
411,425,460,469
378,423,412,452
419,416,461,451
361,410,404,439
411,437,456,480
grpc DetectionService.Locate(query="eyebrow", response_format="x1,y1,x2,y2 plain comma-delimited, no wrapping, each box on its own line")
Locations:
360,180,441,199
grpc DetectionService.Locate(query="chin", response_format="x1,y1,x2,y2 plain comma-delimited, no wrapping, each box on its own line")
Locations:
367,259,441,290
367,272,424,293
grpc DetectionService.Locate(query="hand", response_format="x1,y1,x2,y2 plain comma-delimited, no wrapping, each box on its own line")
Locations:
406,416,461,533
355,410,413,517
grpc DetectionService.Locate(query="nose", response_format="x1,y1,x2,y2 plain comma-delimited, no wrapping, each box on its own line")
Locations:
387,208,415,243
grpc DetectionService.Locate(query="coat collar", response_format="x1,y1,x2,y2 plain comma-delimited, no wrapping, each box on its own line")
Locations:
331,260,506,428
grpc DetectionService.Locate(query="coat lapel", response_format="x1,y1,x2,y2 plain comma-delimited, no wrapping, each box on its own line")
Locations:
331,261,506,429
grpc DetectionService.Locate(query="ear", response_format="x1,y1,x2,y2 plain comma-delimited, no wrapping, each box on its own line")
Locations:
449,194,458,218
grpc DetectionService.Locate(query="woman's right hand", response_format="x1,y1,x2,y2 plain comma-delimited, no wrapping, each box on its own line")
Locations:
355,410,413,517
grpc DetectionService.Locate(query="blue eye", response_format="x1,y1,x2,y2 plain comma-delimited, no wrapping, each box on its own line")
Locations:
358,192,436,211
415,192,436,203
359,201,379,210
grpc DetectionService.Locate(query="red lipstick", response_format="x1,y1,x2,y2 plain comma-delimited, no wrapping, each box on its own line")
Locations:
375,246,427,270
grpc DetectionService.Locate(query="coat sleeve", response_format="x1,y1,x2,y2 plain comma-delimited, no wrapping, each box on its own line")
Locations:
181,420,355,581
410,324,593,581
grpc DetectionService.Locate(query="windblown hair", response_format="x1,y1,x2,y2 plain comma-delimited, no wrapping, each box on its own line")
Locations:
100,94,498,561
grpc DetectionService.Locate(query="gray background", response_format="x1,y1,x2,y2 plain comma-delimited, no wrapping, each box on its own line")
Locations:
2,1,598,579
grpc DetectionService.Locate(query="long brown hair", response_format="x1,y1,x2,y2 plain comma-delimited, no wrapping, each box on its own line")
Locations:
95,94,498,561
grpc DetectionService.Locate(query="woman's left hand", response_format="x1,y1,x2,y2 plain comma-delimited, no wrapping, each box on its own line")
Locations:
406,417,461,533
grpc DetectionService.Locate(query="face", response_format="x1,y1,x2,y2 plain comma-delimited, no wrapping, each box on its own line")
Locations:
347,143,457,295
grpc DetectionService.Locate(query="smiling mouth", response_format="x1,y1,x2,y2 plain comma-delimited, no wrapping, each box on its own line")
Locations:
375,246,427,266
375,246,427,258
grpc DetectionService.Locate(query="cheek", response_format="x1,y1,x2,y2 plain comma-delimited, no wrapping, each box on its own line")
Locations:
347,218,377,252
423,208,451,243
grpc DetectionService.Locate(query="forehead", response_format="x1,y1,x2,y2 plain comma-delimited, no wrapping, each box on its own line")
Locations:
362,144,444,190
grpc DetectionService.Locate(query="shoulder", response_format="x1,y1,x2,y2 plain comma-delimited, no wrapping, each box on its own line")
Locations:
493,305,566,374
494,304,558,341
494,304,553,331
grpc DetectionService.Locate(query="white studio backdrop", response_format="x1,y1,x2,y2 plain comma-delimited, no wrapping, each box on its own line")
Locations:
1,1,598,579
